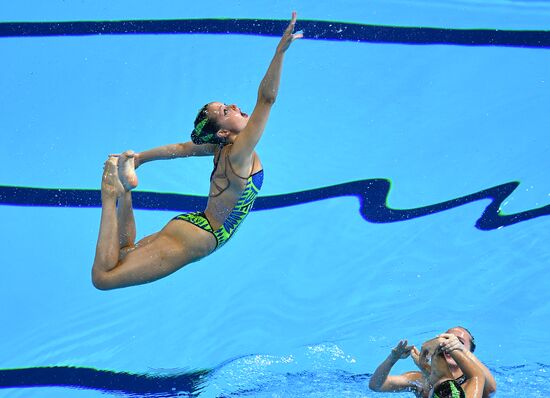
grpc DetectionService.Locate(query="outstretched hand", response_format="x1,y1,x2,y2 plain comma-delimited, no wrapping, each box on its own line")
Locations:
390,340,414,360
276,11,303,53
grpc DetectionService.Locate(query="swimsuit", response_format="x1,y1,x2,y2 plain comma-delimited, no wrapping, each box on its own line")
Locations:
455,375,466,386
433,379,466,398
172,145,263,250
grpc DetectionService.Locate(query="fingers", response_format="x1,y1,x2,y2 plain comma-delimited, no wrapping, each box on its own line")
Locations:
283,12,296,36
288,11,297,29
122,149,135,157
442,341,463,352
276,11,303,53
394,339,407,349
401,340,413,352
391,340,414,359
437,333,462,352
108,151,135,158
285,11,303,39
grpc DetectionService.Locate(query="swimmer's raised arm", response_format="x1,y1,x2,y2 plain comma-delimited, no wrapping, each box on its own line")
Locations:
231,11,303,166
133,142,217,168
438,333,496,396
447,348,484,384
369,340,423,394
446,346,485,398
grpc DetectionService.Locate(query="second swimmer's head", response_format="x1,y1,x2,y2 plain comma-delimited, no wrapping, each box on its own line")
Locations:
191,102,249,145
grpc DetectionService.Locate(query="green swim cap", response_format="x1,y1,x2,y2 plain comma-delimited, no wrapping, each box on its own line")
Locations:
191,117,213,144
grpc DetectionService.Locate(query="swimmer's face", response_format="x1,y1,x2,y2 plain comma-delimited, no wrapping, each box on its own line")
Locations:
207,102,249,136
443,327,474,366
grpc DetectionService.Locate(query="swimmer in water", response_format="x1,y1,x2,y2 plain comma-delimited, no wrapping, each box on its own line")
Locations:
369,327,496,397
420,334,485,398
92,12,302,290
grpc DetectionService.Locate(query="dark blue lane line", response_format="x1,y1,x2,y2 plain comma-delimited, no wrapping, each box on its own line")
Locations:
0,366,209,396
1,19,549,48
1,180,548,230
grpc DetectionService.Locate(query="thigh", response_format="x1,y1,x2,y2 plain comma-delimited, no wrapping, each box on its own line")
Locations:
119,232,160,260
105,232,201,289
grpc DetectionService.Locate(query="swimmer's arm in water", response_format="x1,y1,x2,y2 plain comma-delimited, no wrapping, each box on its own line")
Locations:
445,345,485,398
438,333,496,396
231,11,303,168
447,346,484,380
369,340,424,394
133,142,217,168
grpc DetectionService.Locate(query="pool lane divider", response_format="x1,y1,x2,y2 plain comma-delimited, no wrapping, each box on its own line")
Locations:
1,18,549,48
0,366,210,395
0,180,548,230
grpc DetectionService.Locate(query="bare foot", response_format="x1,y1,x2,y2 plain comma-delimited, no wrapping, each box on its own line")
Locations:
102,157,125,198
118,150,138,191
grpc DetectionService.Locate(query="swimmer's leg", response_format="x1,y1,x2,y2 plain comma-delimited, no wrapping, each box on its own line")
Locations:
117,191,136,250
92,231,191,290
117,199,161,261
92,219,215,290
92,157,125,278
116,151,139,253
92,221,216,290
92,156,216,290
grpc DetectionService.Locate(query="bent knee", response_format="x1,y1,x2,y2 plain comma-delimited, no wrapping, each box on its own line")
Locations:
91,270,116,291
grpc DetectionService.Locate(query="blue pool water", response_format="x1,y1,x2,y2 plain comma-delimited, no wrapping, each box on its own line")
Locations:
1,1,549,397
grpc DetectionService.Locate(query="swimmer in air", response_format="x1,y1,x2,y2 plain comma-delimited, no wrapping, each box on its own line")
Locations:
92,12,302,290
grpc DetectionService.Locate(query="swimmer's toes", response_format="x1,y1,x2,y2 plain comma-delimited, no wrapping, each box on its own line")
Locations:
118,151,138,191
103,156,118,172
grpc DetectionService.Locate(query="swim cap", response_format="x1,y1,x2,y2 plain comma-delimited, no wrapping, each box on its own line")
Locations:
191,117,214,144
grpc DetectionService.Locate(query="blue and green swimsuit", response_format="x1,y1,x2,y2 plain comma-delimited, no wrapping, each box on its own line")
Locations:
172,146,263,249
433,379,466,398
